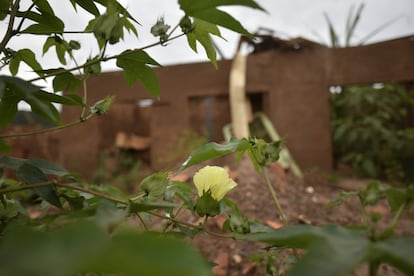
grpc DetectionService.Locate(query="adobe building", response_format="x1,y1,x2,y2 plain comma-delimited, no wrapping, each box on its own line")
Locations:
3,35,414,178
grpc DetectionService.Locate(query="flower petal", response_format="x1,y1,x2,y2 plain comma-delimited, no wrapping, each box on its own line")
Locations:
193,165,237,200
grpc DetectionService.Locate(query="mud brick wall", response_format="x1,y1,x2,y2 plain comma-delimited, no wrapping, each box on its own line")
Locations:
60,36,414,176
5,36,413,178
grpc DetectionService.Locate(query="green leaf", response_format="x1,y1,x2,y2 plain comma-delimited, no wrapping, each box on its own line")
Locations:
9,49,43,76
94,0,140,24
63,94,85,106
42,36,70,65
116,50,160,96
128,200,178,213
372,238,414,275
179,0,265,14
246,138,281,170
186,19,222,66
0,221,210,275
69,0,100,15
0,76,61,125
360,181,386,206
245,225,370,276
180,137,250,170
21,1,64,34
17,49,42,76
193,8,252,37
385,188,408,212
0,0,9,20
27,95,61,125
0,156,24,171
27,158,68,176
42,36,56,55
84,56,102,75
16,163,62,208
34,0,55,15
52,72,82,92
35,90,84,106
0,93,19,129
166,181,194,210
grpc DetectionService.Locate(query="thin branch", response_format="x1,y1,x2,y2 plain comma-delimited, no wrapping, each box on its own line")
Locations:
56,182,127,204
0,113,94,139
148,211,233,239
135,213,149,231
0,180,127,205
0,180,55,194
262,167,288,225
29,33,185,82
0,0,20,54
14,0,36,35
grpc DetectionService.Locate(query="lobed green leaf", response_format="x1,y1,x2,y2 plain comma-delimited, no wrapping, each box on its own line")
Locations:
245,225,370,276
52,72,82,92
0,156,68,176
186,19,222,67
0,94,19,129
180,137,250,170
35,90,84,106
385,188,407,212
0,76,61,125
0,0,9,20
0,221,210,275
372,238,414,275
116,50,160,97
179,0,265,14
69,0,100,16
16,163,62,208
192,8,252,37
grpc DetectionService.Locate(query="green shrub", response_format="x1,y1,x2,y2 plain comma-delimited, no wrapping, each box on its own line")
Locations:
331,83,414,183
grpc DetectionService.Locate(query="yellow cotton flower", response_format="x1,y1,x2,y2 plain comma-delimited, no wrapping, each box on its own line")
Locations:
193,166,237,201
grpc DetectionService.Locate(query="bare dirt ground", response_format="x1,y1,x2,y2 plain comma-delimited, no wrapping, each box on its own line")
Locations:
182,156,414,276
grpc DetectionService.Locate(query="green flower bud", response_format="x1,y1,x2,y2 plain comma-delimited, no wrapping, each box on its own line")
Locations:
150,17,170,37
109,20,124,45
179,16,194,34
140,173,169,201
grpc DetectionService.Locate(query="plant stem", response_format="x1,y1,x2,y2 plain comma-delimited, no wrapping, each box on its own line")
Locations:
369,260,380,276
56,183,127,205
378,201,406,239
80,78,88,118
14,0,35,35
135,213,149,231
0,180,55,194
0,0,20,54
148,211,233,239
0,181,127,205
262,167,288,225
0,113,94,138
